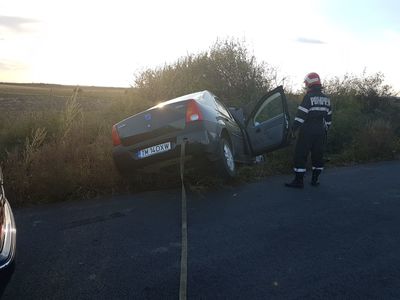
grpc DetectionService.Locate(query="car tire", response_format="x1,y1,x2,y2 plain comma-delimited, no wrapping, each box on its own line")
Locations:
216,137,236,179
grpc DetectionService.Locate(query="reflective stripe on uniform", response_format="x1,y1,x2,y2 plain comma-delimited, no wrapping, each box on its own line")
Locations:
305,77,319,84
294,168,306,173
298,106,309,113
312,167,324,171
309,107,330,112
328,110,332,115
325,121,332,126
295,117,305,123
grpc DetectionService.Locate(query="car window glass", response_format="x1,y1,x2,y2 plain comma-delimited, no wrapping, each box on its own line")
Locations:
202,92,217,108
215,99,231,117
254,93,283,126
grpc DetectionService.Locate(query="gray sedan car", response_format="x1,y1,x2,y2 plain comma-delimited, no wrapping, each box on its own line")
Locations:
112,86,291,178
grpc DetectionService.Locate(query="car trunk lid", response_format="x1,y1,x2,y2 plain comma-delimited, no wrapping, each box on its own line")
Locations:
116,100,189,147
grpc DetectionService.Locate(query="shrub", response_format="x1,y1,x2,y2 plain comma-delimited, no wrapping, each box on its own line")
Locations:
351,119,397,162
133,39,280,107
326,96,365,154
323,72,399,162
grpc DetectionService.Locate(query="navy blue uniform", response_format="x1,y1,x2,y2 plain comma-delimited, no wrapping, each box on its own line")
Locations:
292,86,332,173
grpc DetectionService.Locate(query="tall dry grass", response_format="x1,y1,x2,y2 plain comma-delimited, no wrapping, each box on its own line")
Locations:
2,87,131,205
60,87,83,140
0,40,399,206
23,127,47,169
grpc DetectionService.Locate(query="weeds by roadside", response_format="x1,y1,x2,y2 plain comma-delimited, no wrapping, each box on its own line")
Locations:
0,40,399,206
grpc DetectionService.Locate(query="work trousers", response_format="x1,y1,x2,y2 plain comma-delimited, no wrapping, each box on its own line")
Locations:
293,124,326,173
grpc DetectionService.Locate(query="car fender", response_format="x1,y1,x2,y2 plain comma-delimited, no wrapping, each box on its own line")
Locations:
217,125,235,156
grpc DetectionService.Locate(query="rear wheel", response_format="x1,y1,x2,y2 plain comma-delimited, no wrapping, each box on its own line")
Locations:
216,137,236,179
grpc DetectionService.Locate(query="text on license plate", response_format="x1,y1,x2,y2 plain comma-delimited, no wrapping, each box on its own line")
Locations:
137,142,171,159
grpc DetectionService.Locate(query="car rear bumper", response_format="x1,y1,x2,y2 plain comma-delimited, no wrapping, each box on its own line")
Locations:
0,200,16,271
113,128,219,173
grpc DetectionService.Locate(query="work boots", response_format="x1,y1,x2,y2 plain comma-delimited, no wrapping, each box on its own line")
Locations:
285,172,304,189
311,169,322,186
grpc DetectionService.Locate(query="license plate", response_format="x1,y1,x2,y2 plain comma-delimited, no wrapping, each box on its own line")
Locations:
137,142,172,159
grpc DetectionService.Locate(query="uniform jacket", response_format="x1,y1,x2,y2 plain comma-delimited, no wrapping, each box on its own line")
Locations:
292,86,332,132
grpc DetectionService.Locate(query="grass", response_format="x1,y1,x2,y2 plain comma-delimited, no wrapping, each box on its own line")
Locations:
0,83,130,205
1,70,399,207
6,40,400,206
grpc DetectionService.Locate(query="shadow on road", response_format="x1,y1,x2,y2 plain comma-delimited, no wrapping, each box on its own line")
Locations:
0,262,15,297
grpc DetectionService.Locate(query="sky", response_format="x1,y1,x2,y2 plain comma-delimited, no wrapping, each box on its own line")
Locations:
0,0,399,91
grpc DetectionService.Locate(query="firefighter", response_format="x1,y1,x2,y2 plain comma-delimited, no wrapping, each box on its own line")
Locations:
285,72,332,188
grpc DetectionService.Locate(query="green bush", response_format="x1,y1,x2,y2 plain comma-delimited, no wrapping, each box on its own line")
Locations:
326,96,365,154
350,119,397,162
324,72,399,163
133,39,278,106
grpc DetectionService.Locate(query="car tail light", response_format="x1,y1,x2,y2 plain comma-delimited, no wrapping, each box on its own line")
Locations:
112,125,121,146
186,99,203,123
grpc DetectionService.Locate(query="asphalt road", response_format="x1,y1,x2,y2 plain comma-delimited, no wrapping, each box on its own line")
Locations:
2,161,400,299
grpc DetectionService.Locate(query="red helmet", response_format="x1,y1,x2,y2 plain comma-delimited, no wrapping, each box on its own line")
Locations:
304,72,321,88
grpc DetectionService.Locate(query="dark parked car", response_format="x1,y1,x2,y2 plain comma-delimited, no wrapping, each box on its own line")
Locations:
112,86,291,178
0,166,16,292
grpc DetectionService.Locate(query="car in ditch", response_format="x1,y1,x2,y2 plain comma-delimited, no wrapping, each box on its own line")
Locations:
0,166,16,293
112,86,291,178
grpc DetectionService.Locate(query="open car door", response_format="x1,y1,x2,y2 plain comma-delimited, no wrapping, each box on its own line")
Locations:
245,86,291,156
